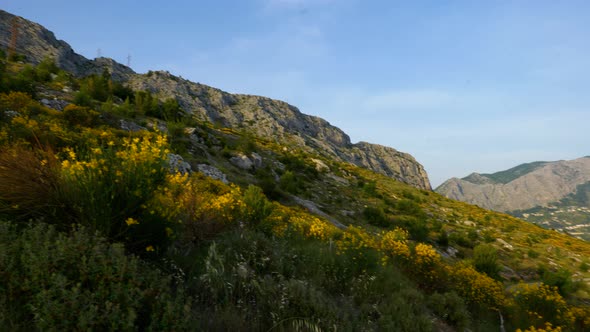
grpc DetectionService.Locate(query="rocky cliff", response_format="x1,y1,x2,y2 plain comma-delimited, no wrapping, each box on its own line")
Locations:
0,10,134,80
436,157,590,211
127,71,432,189
0,9,431,190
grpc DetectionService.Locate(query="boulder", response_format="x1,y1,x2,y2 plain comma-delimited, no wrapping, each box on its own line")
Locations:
168,154,192,175
197,164,228,184
230,153,254,170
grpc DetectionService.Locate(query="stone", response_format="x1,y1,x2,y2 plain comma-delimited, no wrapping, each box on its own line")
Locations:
146,120,168,133
197,164,228,184
229,153,254,170
311,158,329,172
3,110,20,118
40,98,69,111
167,154,192,175
250,152,263,169
120,119,146,132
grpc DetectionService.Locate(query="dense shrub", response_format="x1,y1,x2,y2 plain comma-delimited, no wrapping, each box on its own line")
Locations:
62,104,100,127
473,244,501,280
279,170,300,193
0,221,192,331
539,267,577,297
0,146,61,221
363,205,389,227
57,134,171,251
511,283,574,330
186,228,433,331
396,198,424,217
241,185,274,226
427,291,471,330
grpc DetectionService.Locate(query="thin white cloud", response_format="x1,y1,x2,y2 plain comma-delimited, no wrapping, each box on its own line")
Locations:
362,89,456,112
228,23,327,58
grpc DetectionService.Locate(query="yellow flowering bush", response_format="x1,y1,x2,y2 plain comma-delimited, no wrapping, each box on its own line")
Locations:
150,173,247,243
57,132,170,251
406,243,443,286
261,203,291,237
512,283,574,330
448,264,506,310
570,306,590,330
516,322,563,332
379,227,411,265
336,225,376,258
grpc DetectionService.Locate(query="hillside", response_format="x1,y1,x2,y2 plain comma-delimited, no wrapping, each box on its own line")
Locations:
1,9,590,332
0,9,430,190
436,157,590,241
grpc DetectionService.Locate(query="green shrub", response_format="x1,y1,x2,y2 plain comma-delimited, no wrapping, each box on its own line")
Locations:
241,185,274,226
396,198,425,217
279,170,300,194
539,267,577,297
363,206,389,227
449,231,475,248
73,89,93,107
0,221,193,331
473,244,501,280
427,292,471,330
363,180,377,195
528,249,540,258
62,104,100,127
437,230,449,247
255,166,283,200
391,215,429,242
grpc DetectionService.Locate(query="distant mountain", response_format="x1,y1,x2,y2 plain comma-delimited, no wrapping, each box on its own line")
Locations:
0,9,430,190
436,157,590,240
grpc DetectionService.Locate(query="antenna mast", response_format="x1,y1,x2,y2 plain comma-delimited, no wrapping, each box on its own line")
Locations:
126,54,131,67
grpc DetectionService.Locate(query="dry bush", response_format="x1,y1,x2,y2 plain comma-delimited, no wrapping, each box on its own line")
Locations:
0,146,61,221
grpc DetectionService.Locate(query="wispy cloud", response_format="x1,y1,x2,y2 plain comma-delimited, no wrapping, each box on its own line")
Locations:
361,89,456,112
229,23,326,58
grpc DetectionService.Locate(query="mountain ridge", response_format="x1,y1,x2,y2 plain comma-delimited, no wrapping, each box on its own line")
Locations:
436,156,590,212
0,9,431,190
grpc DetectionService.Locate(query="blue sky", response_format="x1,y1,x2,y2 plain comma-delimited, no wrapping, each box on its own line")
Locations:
4,0,590,186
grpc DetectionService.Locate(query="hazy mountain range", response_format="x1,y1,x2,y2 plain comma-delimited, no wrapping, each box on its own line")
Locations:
437,157,590,240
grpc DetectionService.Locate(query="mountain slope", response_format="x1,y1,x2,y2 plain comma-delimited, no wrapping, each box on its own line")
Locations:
436,157,590,212
436,157,590,241
0,9,430,190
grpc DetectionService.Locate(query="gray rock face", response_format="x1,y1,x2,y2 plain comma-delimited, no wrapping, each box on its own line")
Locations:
346,142,431,190
1,9,432,190
126,71,432,189
168,154,192,175
119,119,146,132
436,157,590,212
196,164,228,184
40,98,69,111
230,153,254,170
0,10,134,80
